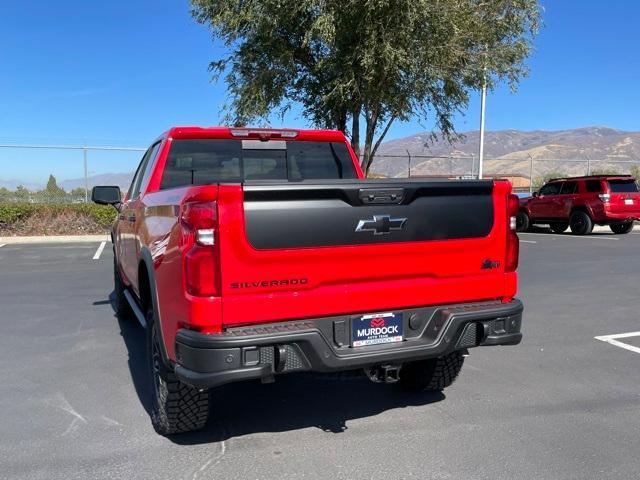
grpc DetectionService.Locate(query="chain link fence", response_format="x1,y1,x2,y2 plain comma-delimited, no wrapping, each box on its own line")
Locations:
1,144,640,203
370,154,640,194
0,144,145,204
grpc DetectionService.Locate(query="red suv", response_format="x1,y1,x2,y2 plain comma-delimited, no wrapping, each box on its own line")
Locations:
517,175,640,235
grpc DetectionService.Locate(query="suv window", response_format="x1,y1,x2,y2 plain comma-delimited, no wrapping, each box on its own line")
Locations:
608,180,639,193
539,182,561,196
585,180,603,193
560,181,577,194
160,139,357,190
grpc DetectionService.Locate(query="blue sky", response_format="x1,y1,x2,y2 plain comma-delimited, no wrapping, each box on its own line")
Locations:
1,0,639,182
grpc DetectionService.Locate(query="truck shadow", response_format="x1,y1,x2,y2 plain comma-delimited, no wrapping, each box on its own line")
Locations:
177,376,445,445
106,292,445,444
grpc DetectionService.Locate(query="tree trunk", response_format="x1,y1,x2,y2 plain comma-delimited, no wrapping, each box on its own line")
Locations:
361,116,395,177
361,111,378,176
350,106,361,158
336,109,347,133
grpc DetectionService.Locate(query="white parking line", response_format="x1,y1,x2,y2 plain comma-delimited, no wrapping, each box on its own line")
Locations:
520,240,537,244
519,233,619,241
92,241,107,260
0,244,5,248
594,331,640,355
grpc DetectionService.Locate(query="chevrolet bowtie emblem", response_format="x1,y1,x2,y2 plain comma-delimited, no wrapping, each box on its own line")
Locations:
355,215,407,235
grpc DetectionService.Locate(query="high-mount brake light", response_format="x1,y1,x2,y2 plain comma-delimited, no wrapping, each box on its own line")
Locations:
180,201,220,296
506,194,520,272
230,129,298,139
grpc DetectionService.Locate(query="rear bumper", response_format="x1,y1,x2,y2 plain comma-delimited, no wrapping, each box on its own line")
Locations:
174,299,523,389
593,206,640,223
597,212,640,223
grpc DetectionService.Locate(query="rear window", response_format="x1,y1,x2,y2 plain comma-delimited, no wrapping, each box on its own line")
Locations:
608,180,639,193
160,139,357,189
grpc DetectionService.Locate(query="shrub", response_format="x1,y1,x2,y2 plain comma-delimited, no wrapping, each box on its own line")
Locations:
0,203,116,231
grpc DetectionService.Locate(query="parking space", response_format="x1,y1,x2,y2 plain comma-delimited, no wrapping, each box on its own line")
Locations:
2,235,640,480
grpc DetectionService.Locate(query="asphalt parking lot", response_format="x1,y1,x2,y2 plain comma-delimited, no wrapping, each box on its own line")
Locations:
2,231,640,480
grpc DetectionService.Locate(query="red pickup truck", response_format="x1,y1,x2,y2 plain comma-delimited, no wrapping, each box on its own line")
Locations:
93,126,523,435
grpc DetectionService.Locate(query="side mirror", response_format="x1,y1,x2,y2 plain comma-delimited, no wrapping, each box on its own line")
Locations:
532,191,539,198
92,186,121,205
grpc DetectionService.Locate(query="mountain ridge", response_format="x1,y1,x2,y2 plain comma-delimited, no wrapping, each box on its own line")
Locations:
373,126,640,178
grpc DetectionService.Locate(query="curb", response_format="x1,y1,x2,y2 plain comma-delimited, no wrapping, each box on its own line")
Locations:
0,235,110,244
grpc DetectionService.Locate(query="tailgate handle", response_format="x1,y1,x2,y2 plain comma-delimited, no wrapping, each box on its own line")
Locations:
358,188,405,205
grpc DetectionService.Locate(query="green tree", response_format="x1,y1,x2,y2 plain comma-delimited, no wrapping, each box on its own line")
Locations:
0,187,11,201
41,174,66,201
70,187,87,197
533,171,564,188
191,0,541,175
45,175,64,193
14,185,30,201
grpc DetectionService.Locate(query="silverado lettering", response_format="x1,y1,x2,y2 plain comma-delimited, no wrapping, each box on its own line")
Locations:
93,126,523,436
230,278,309,289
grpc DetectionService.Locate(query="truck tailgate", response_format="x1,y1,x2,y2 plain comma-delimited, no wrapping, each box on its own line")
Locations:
217,180,513,326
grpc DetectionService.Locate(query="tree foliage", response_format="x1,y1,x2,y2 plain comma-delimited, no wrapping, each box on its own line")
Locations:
533,171,564,188
191,0,541,174
44,174,66,197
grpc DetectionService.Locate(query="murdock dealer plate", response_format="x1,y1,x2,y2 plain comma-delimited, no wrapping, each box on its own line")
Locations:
351,312,403,347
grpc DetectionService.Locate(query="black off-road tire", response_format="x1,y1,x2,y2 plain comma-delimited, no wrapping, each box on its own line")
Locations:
569,210,594,235
515,211,530,232
610,221,634,234
399,351,465,392
147,309,210,435
550,222,569,234
113,254,133,320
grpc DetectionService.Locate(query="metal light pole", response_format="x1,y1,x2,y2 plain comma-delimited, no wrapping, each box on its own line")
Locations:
83,147,89,203
528,154,534,196
478,74,487,180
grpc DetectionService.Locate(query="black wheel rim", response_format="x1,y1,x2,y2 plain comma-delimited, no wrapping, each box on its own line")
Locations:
516,214,526,230
572,216,584,231
151,323,162,403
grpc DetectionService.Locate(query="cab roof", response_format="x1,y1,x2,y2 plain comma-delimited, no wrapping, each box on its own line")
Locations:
160,126,347,143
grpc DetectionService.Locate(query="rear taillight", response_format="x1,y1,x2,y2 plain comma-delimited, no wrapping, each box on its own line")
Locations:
181,201,220,296
506,194,520,272
599,193,611,203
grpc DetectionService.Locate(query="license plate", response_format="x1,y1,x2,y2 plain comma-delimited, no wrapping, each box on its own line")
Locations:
351,312,403,347
625,199,634,205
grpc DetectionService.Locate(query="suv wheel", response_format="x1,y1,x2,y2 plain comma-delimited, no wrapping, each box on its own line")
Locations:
399,351,465,392
515,211,530,232
147,308,210,435
610,221,634,234
113,254,133,320
569,211,593,235
550,222,569,234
